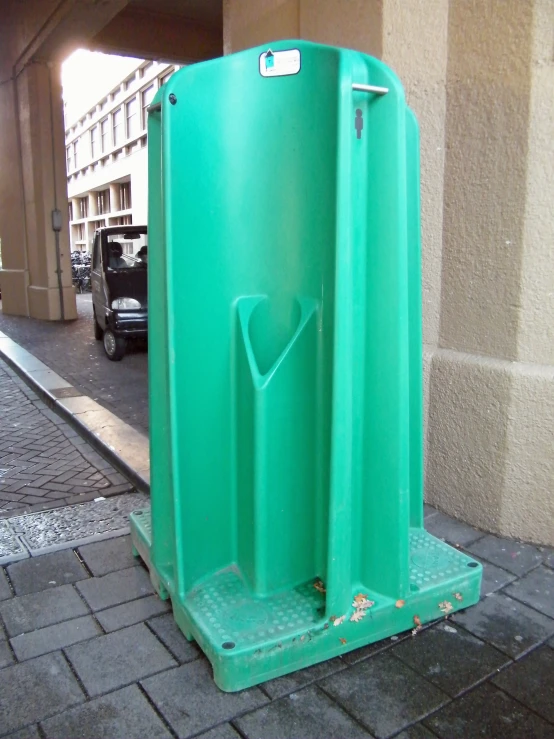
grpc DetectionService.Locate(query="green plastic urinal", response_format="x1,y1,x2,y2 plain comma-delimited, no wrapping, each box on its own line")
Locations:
130,40,482,692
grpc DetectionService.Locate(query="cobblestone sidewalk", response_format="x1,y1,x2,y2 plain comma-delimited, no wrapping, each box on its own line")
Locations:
0,359,133,515
0,513,552,738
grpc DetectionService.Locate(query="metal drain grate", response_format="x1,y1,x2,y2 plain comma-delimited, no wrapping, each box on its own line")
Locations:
9,492,149,553
0,520,28,564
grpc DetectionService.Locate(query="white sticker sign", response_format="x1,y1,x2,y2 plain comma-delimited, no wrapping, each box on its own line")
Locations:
259,49,301,78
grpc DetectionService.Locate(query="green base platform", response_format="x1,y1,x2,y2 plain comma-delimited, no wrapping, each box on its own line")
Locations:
130,508,482,692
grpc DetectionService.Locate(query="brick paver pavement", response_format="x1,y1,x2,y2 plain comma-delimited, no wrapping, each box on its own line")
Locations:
0,359,133,515
0,516,552,738
0,295,148,434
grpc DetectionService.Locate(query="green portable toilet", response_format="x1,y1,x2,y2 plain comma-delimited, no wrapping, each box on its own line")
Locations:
130,40,482,692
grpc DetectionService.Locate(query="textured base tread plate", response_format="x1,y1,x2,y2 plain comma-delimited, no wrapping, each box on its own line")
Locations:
130,507,482,691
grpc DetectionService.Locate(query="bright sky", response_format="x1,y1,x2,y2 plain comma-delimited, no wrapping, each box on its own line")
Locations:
62,49,143,126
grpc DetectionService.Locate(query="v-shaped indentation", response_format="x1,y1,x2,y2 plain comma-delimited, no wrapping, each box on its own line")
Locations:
237,295,318,383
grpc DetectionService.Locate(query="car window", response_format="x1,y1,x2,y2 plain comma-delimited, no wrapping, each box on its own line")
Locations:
107,252,139,271
106,231,147,270
92,235,101,269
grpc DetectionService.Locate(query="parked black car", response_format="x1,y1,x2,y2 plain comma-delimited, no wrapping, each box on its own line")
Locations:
91,225,148,361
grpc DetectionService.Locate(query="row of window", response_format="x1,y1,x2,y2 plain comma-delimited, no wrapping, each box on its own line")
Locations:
67,60,159,136
68,182,131,221
72,214,132,244
66,70,173,171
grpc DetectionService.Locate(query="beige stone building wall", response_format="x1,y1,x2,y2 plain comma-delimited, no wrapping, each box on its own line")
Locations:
428,0,554,545
0,58,77,320
224,0,554,545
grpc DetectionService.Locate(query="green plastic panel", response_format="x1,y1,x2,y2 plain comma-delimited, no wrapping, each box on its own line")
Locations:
131,40,482,692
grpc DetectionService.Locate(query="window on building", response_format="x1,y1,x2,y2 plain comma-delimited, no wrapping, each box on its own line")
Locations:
160,69,174,86
68,202,73,221
119,182,132,210
96,189,110,215
100,118,108,152
73,138,80,168
141,84,155,129
126,97,138,139
112,108,123,147
90,126,98,159
76,223,85,241
140,61,153,78
111,215,133,229
66,146,73,171
78,197,88,219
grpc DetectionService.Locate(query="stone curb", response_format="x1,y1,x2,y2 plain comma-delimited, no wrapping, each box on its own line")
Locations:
0,331,150,495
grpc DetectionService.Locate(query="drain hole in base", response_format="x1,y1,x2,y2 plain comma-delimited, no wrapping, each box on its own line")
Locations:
467,562,479,568
222,641,236,650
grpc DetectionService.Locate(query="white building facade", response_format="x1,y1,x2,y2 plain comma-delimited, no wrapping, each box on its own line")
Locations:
65,60,179,252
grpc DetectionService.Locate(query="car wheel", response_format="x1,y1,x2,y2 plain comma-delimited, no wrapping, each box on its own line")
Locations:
93,308,103,340
103,329,126,361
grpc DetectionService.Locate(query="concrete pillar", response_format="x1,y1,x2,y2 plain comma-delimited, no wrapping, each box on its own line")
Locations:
223,0,554,544
88,193,97,218
427,0,554,544
0,61,76,320
109,183,121,214
0,71,29,315
84,221,92,253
